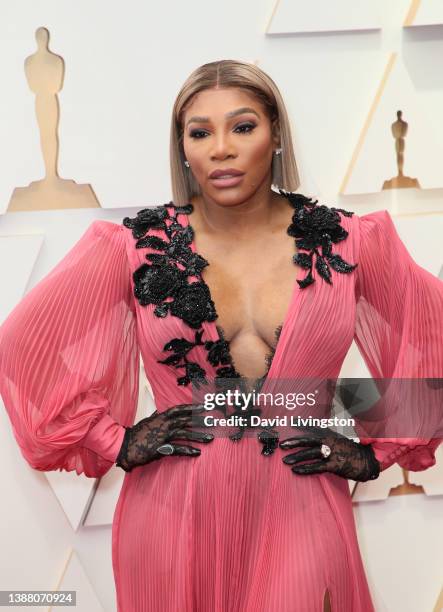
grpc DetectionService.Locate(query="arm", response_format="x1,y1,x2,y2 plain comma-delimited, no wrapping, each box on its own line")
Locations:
0,221,140,478
353,210,443,471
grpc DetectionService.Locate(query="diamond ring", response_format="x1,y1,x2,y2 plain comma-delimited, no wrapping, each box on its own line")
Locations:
320,444,331,459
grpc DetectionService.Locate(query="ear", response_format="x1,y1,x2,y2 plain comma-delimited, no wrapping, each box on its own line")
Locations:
271,117,281,147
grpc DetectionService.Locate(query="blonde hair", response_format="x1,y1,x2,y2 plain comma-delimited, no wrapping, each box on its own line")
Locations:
170,60,300,204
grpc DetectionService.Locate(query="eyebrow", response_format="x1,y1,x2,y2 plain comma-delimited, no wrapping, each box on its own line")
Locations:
185,107,260,127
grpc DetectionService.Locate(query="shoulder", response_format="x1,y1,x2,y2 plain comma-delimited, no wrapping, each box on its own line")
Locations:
355,210,400,248
122,202,179,230
84,220,127,252
354,209,393,237
353,209,416,283
121,202,193,243
91,219,123,236
279,189,355,231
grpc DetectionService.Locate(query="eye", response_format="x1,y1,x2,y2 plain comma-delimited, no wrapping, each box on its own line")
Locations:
234,123,256,134
188,123,257,139
188,129,207,139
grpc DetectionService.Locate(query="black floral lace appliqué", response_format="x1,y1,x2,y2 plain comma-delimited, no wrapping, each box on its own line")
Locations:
279,189,358,289
122,192,357,439
123,202,241,391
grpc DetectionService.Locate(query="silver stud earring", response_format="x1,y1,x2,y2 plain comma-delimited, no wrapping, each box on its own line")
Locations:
274,148,282,156
184,160,190,168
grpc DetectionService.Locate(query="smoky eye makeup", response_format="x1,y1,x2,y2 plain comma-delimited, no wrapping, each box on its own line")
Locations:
188,122,257,139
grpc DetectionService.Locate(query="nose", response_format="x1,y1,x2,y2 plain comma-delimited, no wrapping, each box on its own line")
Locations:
210,131,236,160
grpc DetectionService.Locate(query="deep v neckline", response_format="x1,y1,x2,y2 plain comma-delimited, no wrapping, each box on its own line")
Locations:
123,189,358,389
124,190,357,391
179,200,305,386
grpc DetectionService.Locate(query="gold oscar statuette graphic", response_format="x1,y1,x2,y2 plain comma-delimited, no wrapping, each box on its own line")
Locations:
8,27,99,211
389,468,424,497
382,110,420,190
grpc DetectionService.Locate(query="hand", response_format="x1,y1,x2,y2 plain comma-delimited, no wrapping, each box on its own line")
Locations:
279,426,381,482
115,403,214,472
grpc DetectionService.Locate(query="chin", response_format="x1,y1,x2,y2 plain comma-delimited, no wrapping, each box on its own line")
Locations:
205,186,259,205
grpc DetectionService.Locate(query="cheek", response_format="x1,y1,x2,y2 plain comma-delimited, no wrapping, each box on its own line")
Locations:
248,138,273,169
189,159,208,182
184,142,206,171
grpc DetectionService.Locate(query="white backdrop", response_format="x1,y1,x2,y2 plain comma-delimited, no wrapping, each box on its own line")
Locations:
0,1,443,611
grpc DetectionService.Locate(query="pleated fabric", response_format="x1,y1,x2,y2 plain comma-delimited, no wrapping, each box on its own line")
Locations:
353,210,443,470
0,207,442,612
0,221,139,477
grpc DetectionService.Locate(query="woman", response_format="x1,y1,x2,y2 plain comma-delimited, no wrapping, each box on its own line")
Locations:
0,60,442,612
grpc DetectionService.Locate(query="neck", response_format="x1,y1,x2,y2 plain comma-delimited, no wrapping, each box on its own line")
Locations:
190,184,290,240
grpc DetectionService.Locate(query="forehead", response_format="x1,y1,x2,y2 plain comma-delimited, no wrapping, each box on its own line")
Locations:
183,87,264,117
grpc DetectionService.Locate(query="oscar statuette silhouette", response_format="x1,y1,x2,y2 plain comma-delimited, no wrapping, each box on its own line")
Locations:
382,110,420,190
8,27,99,211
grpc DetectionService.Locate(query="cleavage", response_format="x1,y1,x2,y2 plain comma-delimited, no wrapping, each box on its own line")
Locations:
200,246,295,380
216,322,284,386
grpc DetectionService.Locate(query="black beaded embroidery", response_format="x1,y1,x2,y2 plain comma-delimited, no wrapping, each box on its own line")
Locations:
122,192,357,441
280,189,358,289
123,202,242,391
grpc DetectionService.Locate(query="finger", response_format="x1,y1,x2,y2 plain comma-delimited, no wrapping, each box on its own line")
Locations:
168,414,211,430
291,461,329,475
279,437,322,449
168,428,214,443
282,448,323,465
167,414,196,427
172,444,203,456
188,415,212,427
166,404,206,418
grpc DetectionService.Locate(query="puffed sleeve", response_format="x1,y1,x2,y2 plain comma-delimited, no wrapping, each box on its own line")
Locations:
0,220,140,478
353,210,443,472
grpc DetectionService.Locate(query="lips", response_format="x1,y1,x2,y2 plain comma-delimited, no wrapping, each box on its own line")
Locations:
209,168,244,179
209,174,244,189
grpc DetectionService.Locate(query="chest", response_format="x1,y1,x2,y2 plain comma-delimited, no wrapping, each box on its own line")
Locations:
196,230,298,349
127,202,359,387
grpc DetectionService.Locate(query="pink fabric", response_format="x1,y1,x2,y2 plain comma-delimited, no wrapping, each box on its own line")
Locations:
0,221,138,476
0,209,442,611
353,210,443,471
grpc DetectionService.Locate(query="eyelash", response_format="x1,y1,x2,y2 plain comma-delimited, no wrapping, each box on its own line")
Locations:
189,123,256,139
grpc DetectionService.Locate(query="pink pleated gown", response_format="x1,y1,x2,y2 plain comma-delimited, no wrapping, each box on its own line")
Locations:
1,193,442,612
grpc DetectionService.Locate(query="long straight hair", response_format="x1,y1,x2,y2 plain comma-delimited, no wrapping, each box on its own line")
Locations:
170,60,300,205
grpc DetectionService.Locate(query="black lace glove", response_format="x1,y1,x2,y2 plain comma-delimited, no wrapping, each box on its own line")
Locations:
115,403,214,472
279,426,381,482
